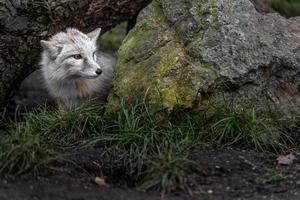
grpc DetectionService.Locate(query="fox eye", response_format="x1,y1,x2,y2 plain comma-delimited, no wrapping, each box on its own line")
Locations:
71,54,82,60
93,52,97,61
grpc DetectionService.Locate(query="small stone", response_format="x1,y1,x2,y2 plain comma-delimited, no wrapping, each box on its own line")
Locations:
94,177,108,187
207,189,214,194
277,153,296,165
40,31,48,36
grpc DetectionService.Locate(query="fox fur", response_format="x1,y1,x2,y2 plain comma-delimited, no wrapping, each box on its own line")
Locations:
40,28,116,111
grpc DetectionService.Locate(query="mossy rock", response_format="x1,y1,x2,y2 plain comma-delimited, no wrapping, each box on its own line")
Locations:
108,0,217,110
108,0,300,113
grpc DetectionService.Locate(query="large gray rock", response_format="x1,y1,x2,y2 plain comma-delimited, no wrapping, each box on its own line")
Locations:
109,0,300,114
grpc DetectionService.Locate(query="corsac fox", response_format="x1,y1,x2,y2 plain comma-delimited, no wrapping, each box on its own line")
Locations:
40,28,116,111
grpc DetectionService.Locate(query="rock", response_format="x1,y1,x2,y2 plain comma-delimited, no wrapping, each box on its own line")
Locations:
249,0,274,13
109,0,300,113
94,177,109,187
277,153,296,165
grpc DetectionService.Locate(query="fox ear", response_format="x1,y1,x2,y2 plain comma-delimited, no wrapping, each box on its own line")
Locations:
40,40,63,57
87,28,101,43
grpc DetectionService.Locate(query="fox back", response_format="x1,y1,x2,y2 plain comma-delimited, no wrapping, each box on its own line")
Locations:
40,28,116,111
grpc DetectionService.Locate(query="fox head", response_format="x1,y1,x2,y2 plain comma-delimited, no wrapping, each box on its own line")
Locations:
40,28,102,80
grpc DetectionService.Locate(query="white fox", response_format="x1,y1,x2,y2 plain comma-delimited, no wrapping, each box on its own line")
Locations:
40,28,116,111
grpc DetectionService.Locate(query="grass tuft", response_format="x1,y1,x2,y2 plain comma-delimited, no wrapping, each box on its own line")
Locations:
264,170,287,184
0,103,105,174
207,99,291,151
7,103,106,146
0,109,7,131
0,131,58,174
139,143,197,197
0,96,296,194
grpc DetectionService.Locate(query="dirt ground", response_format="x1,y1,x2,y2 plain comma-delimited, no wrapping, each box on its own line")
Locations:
1,148,300,200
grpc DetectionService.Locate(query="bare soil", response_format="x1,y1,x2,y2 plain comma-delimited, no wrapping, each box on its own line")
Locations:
1,148,300,200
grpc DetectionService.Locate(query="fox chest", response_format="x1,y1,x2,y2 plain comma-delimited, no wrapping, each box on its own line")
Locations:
53,79,100,100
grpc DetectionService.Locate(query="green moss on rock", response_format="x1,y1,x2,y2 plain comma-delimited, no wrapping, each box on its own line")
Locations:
99,22,127,50
108,0,300,115
108,0,217,110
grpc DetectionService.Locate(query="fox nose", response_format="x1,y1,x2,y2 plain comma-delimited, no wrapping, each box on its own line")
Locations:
96,68,102,75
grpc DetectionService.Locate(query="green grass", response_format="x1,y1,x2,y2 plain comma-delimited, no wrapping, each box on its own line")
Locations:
0,109,6,131
94,102,205,193
0,131,58,174
139,143,197,197
207,99,291,151
0,103,105,174
270,0,300,17
8,103,106,146
264,170,287,184
0,98,295,195
91,99,292,194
